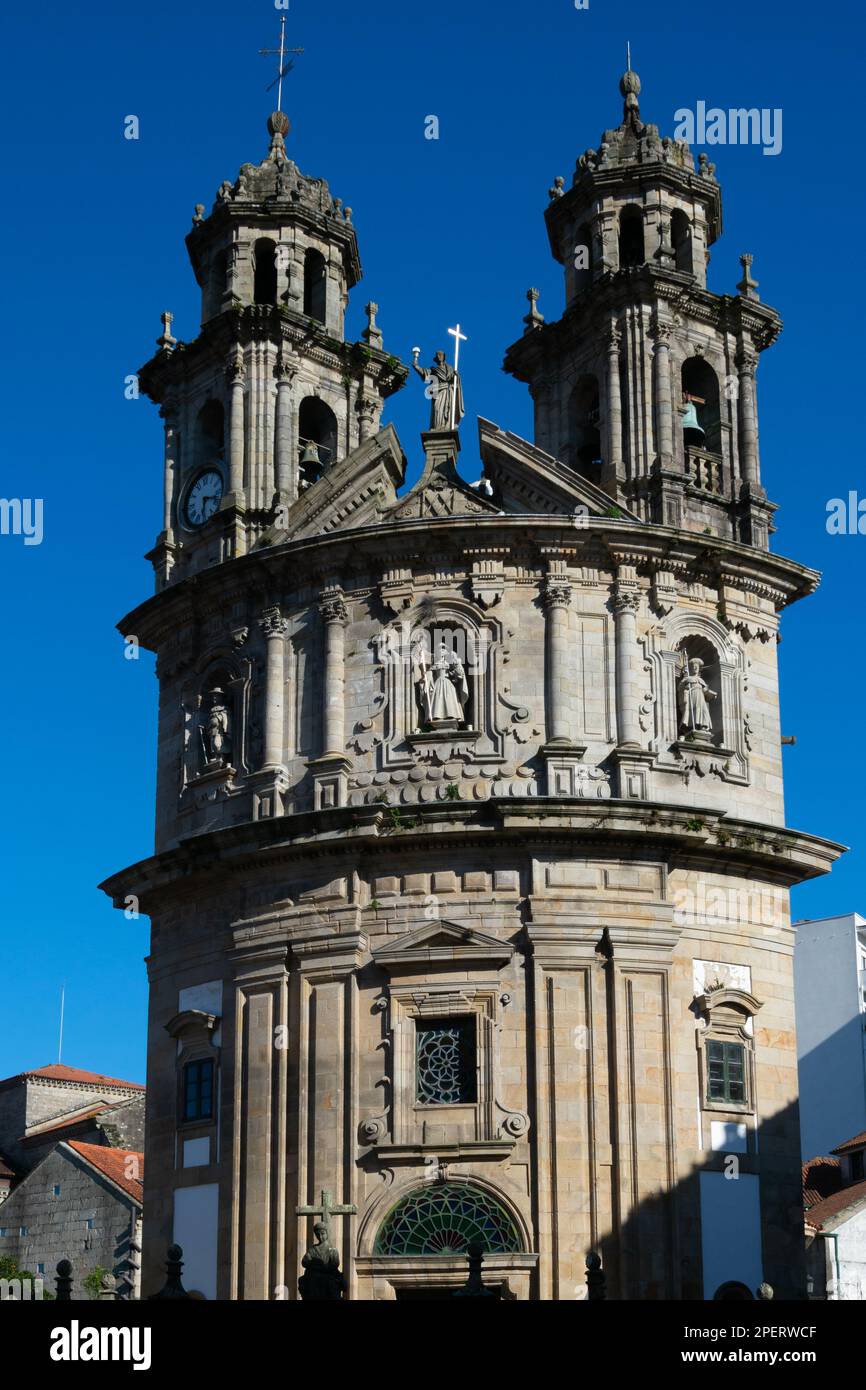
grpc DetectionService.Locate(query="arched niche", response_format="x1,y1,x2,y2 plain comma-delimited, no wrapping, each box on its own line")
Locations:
303,247,327,323
180,652,252,791
252,238,278,305
681,356,722,454
671,209,693,275
618,204,644,268
298,396,338,486
675,633,722,744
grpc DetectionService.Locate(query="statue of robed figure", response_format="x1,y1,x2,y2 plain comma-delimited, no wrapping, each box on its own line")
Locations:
414,641,470,727
677,657,716,737
297,1221,347,1301
412,347,465,431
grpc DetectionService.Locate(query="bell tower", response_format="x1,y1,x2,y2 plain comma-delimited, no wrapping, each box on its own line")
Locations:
141,108,407,589
505,61,777,549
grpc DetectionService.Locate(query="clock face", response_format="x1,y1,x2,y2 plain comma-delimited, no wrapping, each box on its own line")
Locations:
184,470,224,528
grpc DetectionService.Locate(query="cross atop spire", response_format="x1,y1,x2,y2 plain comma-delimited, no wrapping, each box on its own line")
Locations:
259,15,304,116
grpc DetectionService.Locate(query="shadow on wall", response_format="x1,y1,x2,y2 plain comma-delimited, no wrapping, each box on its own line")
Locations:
797,1011,866,1162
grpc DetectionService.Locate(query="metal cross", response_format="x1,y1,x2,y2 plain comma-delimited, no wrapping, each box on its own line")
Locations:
259,16,305,112
447,323,467,428
296,1188,357,1236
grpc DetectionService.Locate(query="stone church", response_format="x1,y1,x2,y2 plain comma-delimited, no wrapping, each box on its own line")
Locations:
102,63,842,1300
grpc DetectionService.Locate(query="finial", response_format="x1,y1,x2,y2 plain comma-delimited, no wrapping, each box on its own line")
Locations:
363,301,383,349
737,253,760,301
157,311,177,351
523,287,545,334
548,175,565,201
192,204,205,226
267,110,290,160
619,43,641,124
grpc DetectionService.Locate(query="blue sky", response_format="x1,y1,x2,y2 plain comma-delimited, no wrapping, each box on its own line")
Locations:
0,0,862,1086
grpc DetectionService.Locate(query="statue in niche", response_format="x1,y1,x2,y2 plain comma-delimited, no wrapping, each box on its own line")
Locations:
199,688,232,768
677,658,716,738
415,640,469,727
412,349,465,431
297,1222,346,1301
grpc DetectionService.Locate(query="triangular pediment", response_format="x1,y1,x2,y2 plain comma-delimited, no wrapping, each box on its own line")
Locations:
372,918,514,970
383,429,500,522
478,417,642,520
255,424,406,545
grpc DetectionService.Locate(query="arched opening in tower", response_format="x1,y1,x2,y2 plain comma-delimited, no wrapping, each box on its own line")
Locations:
618,205,644,268
196,399,225,469
671,209,693,275
303,248,327,323
569,374,602,478
253,238,278,305
298,396,338,487
681,358,721,453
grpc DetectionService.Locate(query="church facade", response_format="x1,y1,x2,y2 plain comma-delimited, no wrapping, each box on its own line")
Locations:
102,68,842,1300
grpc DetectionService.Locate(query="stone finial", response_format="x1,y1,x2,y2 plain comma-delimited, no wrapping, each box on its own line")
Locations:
267,110,290,161
523,287,544,334
192,203,205,225
548,175,565,201
737,253,760,301
363,301,383,349
147,1243,192,1300
343,206,353,223
157,311,177,351
619,51,642,124
55,1259,73,1301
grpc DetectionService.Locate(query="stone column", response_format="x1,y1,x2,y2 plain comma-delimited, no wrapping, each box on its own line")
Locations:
541,579,573,744
274,356,296,503
604,321,624,493
356,385,378,445
321,593,349,756
227,349,246,501
160,402,177,534
613,586,641,749
737,348,760,489
259,608,289,769
651,319,674,466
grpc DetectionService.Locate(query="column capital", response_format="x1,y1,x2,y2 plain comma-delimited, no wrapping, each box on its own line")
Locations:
541,581,572,613
227,347,246,385
612,589,641,617
320,592,349,625
735,347,757,374
259,606,289,639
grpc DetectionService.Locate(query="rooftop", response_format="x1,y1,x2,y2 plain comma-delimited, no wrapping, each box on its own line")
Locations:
0,1064,145,1093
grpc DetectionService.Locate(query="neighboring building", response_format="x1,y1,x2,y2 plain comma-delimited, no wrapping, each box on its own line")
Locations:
804,1132,866,1299
794,913,866,1159
0,1064,145,1176
101,62,843,1300
0,1156,14,1205
0,1141,143,1297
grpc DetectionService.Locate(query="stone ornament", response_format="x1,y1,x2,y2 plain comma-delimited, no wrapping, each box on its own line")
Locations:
412,350,464,431
415,641,469,726
677,658,716,737
199,689,232,768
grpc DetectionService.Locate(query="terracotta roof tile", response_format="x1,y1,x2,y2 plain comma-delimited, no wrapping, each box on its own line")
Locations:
802,1156,843,1209
805,1177,866,1231
65,1142,144,1202
0,1064,144,1092
831,1130,866,1155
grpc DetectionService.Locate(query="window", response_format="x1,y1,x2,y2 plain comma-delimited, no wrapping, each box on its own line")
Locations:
707,1040,746,1105
850,1151,865,1182
37,1263,45,1275
0,1228,7,1237
416,1017,477,1105
374,1183,520,1255
619,205,644,267
253,238,278,304
183,1058,215,1122
19,1226,27,1237
85,1218,94,1231
303,247,327,322
53,1184,61,1197
298,396,338,486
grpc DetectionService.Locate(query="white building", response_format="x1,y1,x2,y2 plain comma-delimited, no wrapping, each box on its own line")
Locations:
804,1133,866,1300
795,914,866,1159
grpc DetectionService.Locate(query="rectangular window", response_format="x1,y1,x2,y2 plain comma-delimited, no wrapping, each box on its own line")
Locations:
85,1218,94,1230
37,1263,45,1275
0,1228,6,1237
850,1151,865,1182
707,1040,746,1105
19,1226,27,1237
183,1058,215,1122
415,1016,477,1105
53,1184,61,1197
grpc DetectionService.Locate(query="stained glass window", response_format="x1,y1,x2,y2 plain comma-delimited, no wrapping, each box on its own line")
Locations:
707,1040,746,1104
416,1017,477,1105
374,1184,521,1256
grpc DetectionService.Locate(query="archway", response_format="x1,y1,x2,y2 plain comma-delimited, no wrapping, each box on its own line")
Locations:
374,1182,522,1257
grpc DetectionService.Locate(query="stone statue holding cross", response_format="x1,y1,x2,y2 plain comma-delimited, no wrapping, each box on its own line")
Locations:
412,325,467,431
297,1189,356,1301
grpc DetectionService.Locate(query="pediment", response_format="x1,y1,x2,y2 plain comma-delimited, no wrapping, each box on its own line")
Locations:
372,918,514,971
383,429,500,522
256,424,406,545
478,417,642,521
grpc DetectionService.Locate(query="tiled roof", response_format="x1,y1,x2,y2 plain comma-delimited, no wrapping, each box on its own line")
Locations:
805,1177,866,1231
802,1156,842,1209
0,1064,144,1092
831,1130,866,1155
0,1157,15,1178
65,1142,144,1202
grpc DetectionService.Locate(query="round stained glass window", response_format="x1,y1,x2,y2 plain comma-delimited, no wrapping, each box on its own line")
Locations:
374,1183,521,1256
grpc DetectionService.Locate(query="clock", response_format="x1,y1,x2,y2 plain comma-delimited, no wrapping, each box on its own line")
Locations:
184,470,224,528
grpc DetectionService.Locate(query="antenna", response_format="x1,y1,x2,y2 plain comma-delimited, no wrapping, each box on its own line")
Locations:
58,984,65,1064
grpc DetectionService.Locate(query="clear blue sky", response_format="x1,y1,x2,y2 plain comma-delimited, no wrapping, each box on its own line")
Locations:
0,0,862,1086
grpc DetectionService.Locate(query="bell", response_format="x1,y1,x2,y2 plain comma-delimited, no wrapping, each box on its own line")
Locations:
300,440,321,467
681,401,704,443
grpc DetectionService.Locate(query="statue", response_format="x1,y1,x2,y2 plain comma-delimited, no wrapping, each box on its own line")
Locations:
298,1221,346,1301
200,689,232,767
412,349,465,431
677,658,716,737
415,642,469,727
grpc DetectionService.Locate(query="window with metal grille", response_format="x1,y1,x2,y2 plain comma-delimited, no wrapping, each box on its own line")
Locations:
415,1017,477,1106
183,1058,215,1122
707,1040,746,1105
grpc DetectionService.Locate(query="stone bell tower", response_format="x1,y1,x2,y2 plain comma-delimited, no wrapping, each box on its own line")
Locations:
144,109,407,591
506,65,775,549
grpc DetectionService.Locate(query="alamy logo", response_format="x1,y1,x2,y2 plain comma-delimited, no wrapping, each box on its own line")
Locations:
673,103,783,157
0,1277,44,1300
0,497,43,546
49,1321,152,1371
